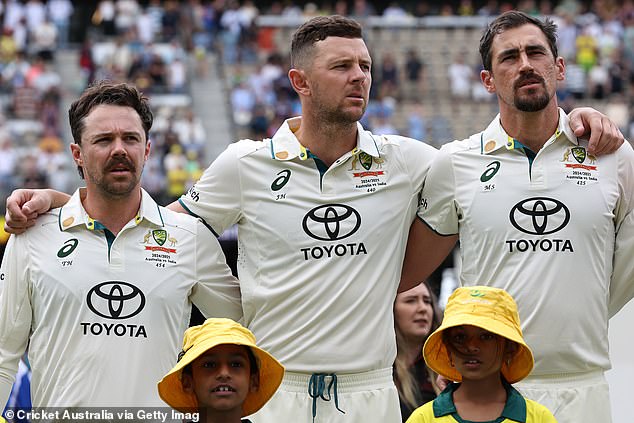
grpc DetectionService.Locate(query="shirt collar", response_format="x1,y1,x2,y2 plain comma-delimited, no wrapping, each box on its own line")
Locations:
269,116,380,161
58,188,165,232
480,108,578,155
433,381,527,422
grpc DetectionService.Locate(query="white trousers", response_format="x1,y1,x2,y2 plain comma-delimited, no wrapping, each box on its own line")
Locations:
516,370,611,423
248,367,401,423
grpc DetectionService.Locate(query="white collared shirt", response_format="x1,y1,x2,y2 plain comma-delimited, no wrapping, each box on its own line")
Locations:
418,109,634,375
180,117,437,373
0,188,241,406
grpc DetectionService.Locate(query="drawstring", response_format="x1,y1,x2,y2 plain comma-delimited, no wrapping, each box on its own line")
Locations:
308,373,345,422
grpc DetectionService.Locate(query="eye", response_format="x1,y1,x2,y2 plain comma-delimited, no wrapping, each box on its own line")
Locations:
480,332,496,341
451,334,466,344
201,360,217,368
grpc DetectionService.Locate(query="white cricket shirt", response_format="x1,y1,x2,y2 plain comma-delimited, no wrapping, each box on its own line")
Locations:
180,117,437,373
418,109,634,376
0,188,241,407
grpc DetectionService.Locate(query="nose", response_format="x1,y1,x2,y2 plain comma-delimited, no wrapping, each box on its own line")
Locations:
111,137,128,156
351,64,368,84
518,52,534,73
465,338,480,353
216,363,231,379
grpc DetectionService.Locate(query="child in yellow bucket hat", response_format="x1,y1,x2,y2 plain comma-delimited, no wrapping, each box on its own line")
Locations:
158,318,284,423
405,286,557,423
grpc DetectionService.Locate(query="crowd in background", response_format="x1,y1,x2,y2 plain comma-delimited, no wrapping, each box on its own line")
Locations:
0,0,632,420
0,0,633,219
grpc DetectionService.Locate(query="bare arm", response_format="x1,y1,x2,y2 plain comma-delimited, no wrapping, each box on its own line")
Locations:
167,200,187,213
569,107,624,155
399,219,458,293
4,189,71,234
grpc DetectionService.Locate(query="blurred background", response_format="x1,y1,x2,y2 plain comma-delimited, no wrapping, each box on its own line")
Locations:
0,1,631,421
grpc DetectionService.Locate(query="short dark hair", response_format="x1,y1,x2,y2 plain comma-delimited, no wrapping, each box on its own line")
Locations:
290,15,363,69
479,10,558,71
69,80,153,146
69,81,153,178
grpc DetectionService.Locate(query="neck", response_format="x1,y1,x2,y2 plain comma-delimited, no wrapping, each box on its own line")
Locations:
201,408,243,423
294,114,359,167
81,187,142,235
499,102,559,153
401,337,424,366
452,375,507,422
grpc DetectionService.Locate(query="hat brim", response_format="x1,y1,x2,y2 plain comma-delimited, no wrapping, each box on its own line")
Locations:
423,313,534,384
157,337,284,416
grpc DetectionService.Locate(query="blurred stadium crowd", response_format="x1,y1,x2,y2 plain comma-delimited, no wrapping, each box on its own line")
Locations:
0,0,633,257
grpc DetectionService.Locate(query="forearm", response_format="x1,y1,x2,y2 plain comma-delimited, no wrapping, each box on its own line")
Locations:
47,189,71,209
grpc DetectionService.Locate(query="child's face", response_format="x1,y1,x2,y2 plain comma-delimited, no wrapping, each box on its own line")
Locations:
445,325,513,382
182,344,259,413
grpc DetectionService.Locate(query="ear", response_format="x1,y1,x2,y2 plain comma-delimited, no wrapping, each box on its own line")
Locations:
70,143,82,168
481,69,496,94
288,68,310,97
555,56,565,82
504,340,519,360
144,139,151,162
249,371,260,393
181,373,194,394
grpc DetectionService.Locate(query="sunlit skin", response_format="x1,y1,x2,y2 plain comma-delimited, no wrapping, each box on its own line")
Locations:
182,345,259,423
480,24,565,151
288,36,372,165
70,104,150,234
395,283,434,346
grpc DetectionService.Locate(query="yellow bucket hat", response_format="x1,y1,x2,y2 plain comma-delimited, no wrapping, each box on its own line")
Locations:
423,286,534,384
158,318,284,416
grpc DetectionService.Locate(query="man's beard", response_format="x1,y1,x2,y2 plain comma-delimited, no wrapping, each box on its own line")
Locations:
514,91,550,112
513,73,551,112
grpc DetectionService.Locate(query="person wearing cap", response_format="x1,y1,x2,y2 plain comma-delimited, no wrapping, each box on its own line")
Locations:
401,10,634,423
158,318,284,423
406,286,556,423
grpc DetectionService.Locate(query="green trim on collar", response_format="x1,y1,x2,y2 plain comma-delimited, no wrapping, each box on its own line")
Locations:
433,381,527,423
91,220,116,261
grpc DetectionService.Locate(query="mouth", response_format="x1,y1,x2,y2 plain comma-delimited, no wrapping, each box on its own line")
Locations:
462,359,481,368
211,385,236,393
516,76,544,89
107,161,134,173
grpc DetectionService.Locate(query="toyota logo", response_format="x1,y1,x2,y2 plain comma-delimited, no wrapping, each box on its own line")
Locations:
509,197,570,235
86,281,146,319
302,204,361,241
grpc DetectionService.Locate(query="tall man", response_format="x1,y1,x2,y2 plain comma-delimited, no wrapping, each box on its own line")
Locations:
2,15,626,422
0,82,241,408
401,11,634,423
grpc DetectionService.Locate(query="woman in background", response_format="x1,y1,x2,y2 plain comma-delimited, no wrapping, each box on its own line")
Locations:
394,281,442,422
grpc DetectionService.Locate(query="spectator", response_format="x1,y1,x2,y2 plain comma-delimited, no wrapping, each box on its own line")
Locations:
393,281,441,422
448,53,473,100
46,0,73,49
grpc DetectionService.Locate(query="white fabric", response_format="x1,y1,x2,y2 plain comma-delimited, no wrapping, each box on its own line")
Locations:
180,117,437,373
418,109,634,376
517,371,612,423
0,188,241,407
248,368,401,423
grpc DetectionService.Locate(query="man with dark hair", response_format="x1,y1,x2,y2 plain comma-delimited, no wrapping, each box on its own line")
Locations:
0,81,241,408
3,16,625,422
401,11,634,423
